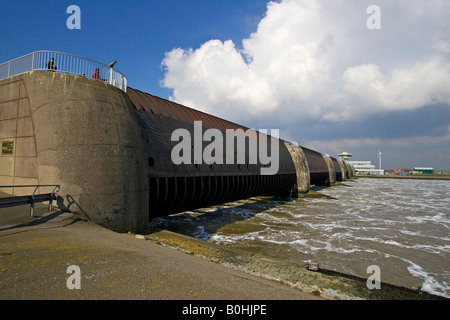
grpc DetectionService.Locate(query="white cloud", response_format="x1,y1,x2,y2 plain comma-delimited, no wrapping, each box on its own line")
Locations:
434,40,450,54
307,125,450,155
161,0,450,127
342,56,450,113
433,33,450,54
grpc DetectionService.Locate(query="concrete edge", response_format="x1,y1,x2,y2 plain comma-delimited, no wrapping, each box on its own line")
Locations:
140,229,448,300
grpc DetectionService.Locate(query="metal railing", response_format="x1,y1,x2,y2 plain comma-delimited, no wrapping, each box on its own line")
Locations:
0,50,127,92
0,185,60,217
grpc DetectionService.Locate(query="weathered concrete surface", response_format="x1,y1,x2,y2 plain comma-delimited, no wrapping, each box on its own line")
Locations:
0,76,38,195
338,159,347,181
1,197,446,301
322,155,336,186
147,229,447,300
346,162,354,178
0,204,322,300
286,146,310,197
0,71,148,233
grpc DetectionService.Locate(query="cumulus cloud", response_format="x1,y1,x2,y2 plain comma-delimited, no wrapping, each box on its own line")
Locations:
161,0,450,127
342,56,450,113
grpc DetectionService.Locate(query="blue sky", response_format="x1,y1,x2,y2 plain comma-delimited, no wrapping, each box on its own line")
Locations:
0,0,266,97
1,0,450,170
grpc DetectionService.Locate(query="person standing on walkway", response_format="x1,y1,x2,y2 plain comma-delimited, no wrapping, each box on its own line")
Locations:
92,68,100,80
47,58,57,71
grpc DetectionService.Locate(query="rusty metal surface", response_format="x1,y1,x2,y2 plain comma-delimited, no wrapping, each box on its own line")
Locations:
331,157,343,182
126,87,298,218
301,147,330,186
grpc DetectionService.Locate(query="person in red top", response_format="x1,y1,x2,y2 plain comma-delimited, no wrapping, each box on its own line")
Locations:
92,68,100,80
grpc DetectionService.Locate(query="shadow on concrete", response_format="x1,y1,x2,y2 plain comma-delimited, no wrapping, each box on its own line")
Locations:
0,208,77,235
57,194,92,221
0,190,92,229
147,196,294,240
0,193,92,236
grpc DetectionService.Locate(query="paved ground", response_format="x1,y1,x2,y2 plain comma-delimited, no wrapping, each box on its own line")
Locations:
0,203,322,300
2,201,445,302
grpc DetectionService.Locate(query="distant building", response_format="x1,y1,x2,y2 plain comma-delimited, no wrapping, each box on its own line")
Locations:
338,152,352,162
413,167,434,174
348,160,384,175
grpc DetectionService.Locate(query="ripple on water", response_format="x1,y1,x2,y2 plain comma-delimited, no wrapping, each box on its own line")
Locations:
149,178,450,298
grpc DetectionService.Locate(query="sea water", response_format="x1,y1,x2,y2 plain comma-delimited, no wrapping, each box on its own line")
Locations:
149,178,450,298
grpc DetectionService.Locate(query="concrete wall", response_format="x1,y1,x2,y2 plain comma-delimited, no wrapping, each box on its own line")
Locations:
0,71,148,232
322,155,336,186
286,146,310,197
338,160,347,181
0,75,39,196
346,162,353,179
1,70,355,232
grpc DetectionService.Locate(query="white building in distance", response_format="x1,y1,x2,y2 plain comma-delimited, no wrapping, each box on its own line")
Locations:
338,152,352,161
348,160,385,175
339,151,384,175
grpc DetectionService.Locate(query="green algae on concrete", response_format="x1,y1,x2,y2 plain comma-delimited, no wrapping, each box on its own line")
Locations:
143,229,447,300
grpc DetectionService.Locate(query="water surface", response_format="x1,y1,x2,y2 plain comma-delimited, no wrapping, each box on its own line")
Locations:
150,178,450,298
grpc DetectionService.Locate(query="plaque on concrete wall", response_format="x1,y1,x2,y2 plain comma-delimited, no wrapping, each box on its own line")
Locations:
1,140,14,155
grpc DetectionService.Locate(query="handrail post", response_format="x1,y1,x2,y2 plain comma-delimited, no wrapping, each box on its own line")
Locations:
109,67,113,85
48,193,53,211
30,196,35,217
48,185,60,211
31,52,35,70
30,185,39,217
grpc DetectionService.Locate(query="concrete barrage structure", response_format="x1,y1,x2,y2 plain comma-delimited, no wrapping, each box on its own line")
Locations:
0,70,354,232
126,87,298,219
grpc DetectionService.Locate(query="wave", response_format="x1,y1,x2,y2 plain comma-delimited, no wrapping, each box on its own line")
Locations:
405,259,450,299
151,178,450,299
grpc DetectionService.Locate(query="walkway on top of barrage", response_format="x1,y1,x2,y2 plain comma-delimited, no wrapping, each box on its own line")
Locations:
0,50,127,92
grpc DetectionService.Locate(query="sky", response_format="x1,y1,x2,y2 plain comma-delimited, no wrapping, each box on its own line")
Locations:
1,0,449,170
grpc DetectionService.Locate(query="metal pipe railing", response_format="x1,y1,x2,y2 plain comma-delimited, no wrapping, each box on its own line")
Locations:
0,51,127,92
0,185,60,217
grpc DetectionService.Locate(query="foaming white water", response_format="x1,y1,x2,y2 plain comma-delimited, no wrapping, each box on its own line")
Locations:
150,178,450,298
406,260,450,298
